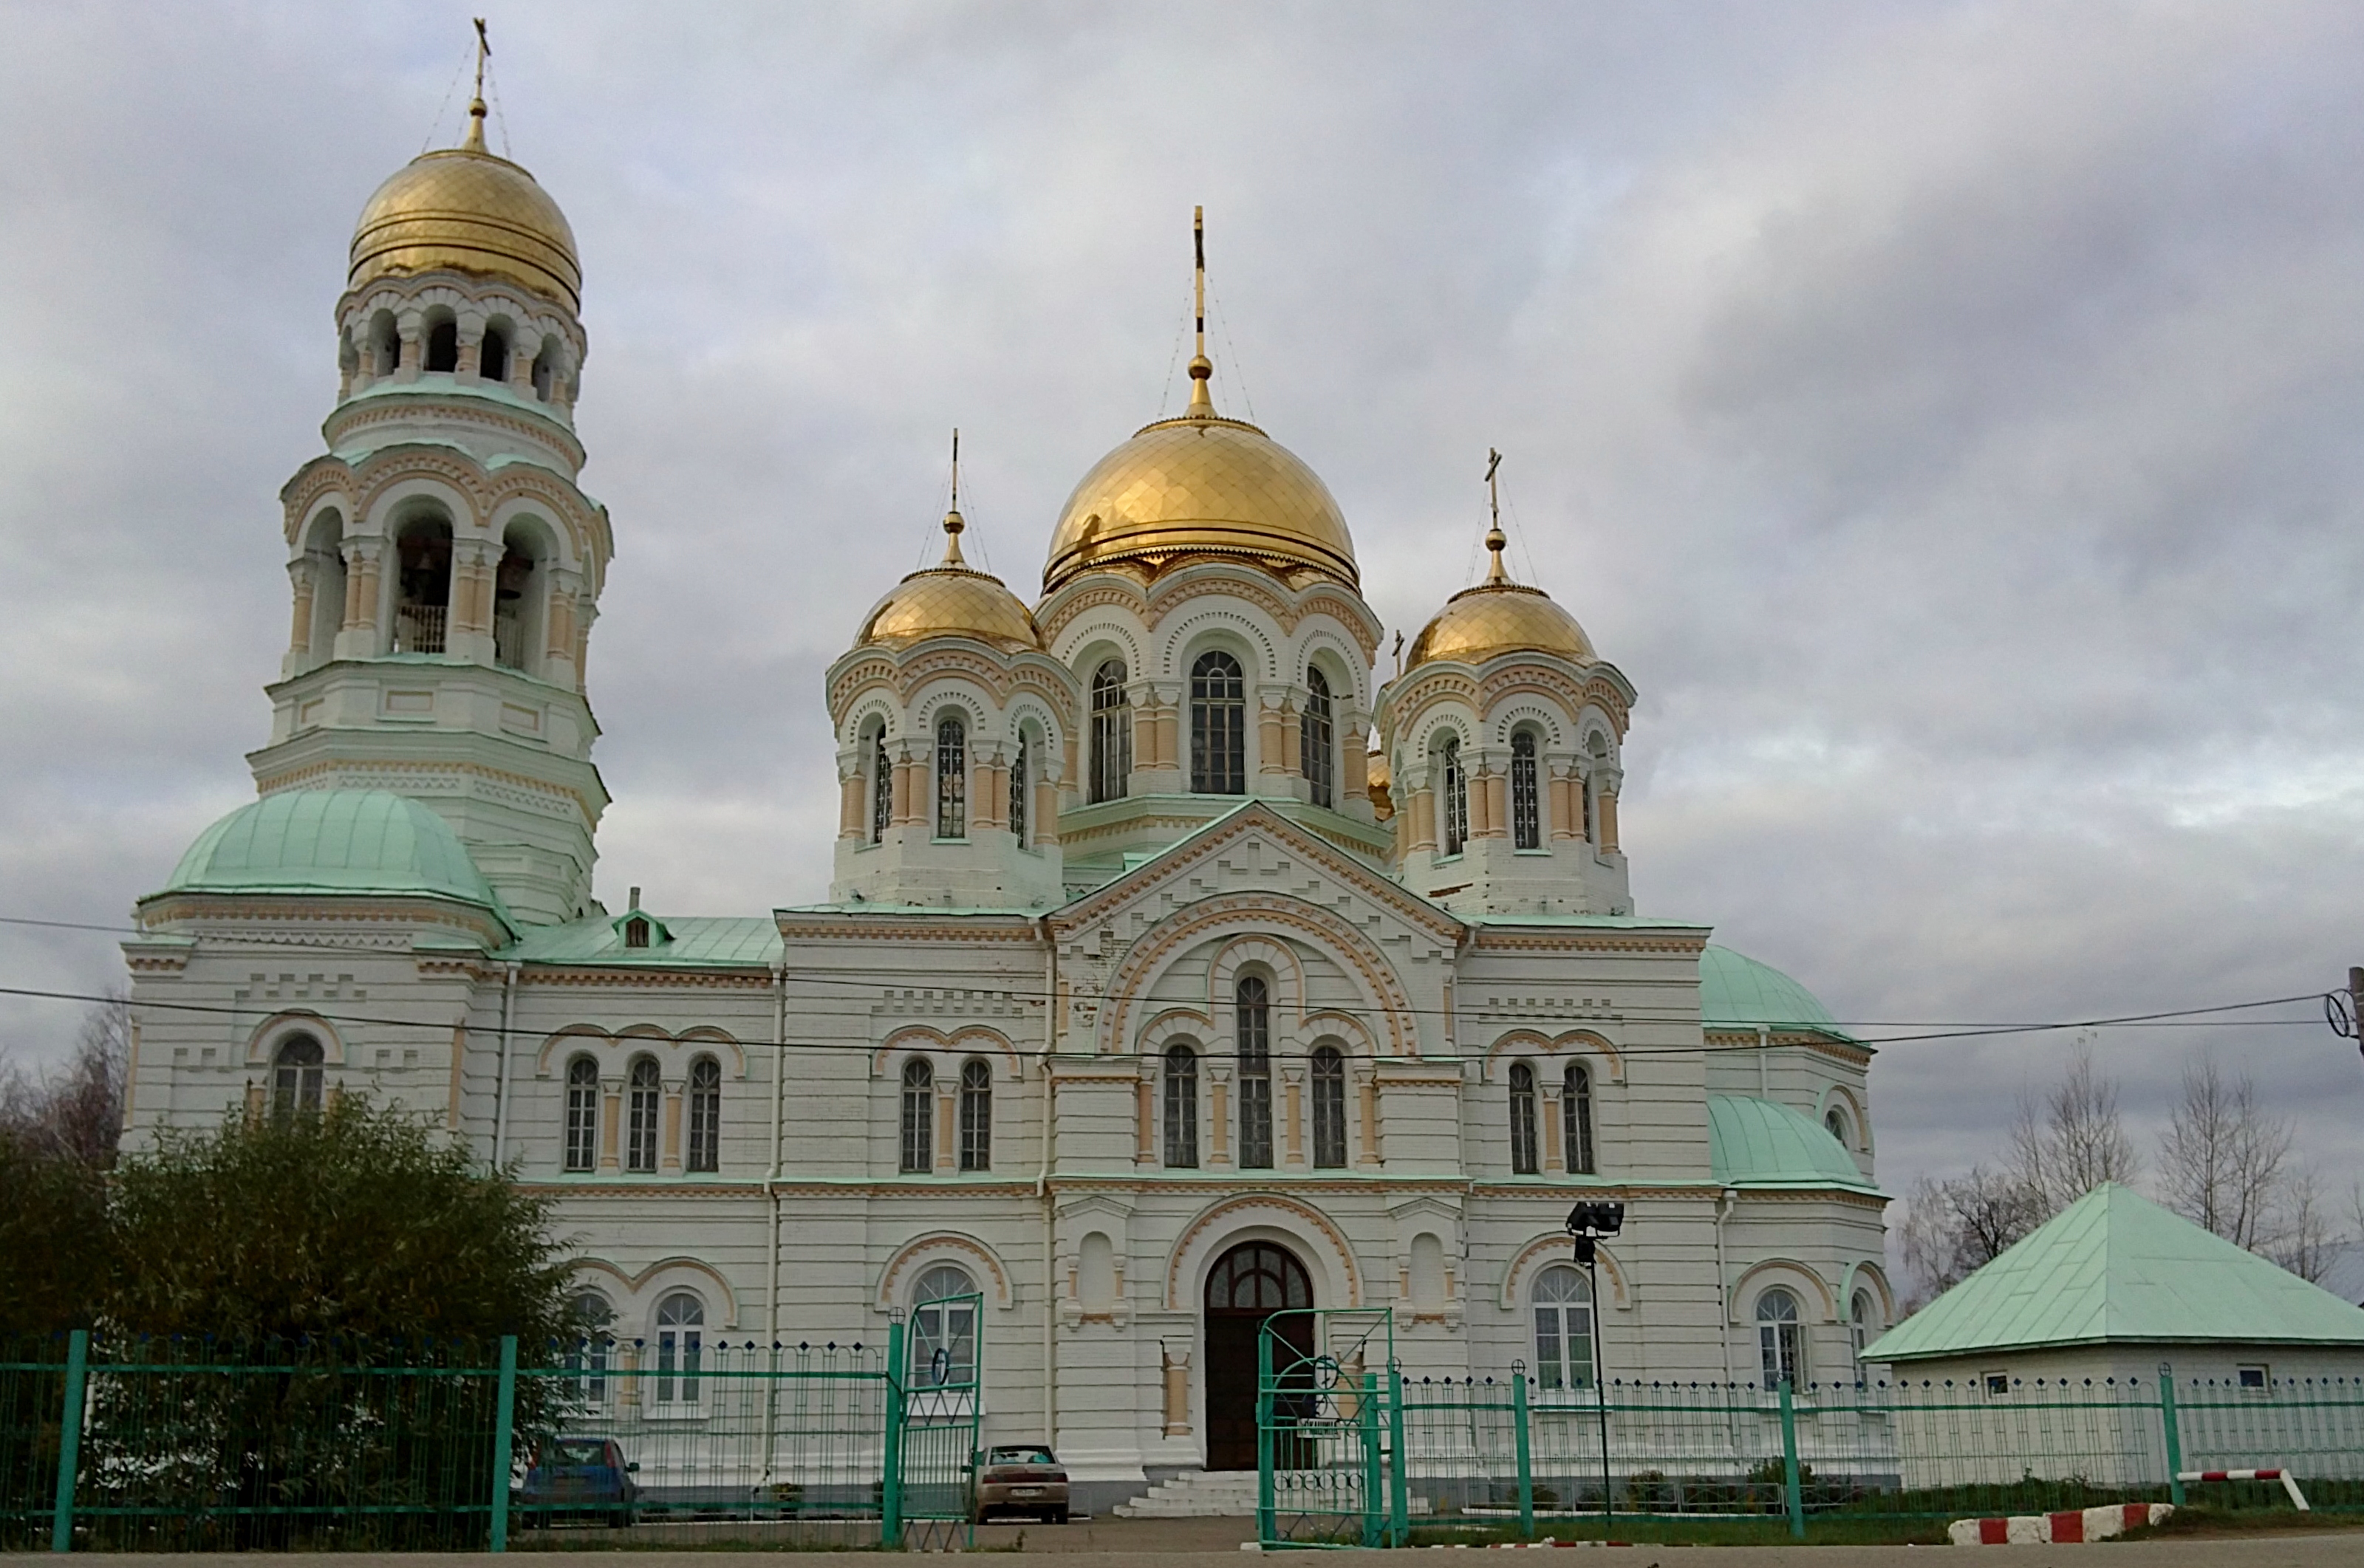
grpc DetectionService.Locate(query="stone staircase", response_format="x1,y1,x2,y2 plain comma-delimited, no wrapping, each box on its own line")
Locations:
1114,1469,1263,1518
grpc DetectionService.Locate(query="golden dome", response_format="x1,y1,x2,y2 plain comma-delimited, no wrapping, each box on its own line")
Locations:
1043,403,1357,593
349,112,581,310
1405,527,1593,670
857,511,1042,654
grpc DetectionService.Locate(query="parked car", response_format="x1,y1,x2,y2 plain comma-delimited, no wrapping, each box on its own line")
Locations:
972,1445,1069,1523
517,1435,640,1527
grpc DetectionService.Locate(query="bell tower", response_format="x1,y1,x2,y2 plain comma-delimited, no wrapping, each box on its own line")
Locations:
249,54,612,925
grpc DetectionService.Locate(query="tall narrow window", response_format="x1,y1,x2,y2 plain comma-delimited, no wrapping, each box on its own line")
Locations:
568,1291,613,1403
1311,1046,1347,1169
935,717,967,838
1439,736,1468,856
1511,731,1541,849
626,1058,660,1173
900,1058,935,1172
480,326,510,383
564,1055,599,1171
271,1035,324,1117
1163,1044,1199,1168
1090,660,1130,803
1531,1266,1594,1391
1848,1291,1876,1385
912,1265,979,1388
1008,736,1029,845
871,732,891,843
1757,1290,1804,1389
1509,1062,1539,1175
655,1292,703,1404
686,1055,721,1174
1302,667,1335,809
958,1059,992,1171
1190,651,1246,795
1236,976,1273,1169
1564,1062,1595,1175
425,318,460,373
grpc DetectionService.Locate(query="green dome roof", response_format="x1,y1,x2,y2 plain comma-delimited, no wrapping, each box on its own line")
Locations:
1699,944,1851,1041
158,790,507,921
1707,1095,1877,1191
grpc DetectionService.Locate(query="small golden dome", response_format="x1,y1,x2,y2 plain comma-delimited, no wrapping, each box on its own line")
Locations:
857,510,1042,654
349,112,581,310
1405,527,1593,670
1044,411,1357,593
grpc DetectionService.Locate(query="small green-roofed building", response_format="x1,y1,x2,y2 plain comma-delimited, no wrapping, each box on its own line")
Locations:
1864,1182,2364,1390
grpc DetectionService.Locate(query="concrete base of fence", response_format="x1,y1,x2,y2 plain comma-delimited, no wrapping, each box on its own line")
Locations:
1947,1503,2173,1544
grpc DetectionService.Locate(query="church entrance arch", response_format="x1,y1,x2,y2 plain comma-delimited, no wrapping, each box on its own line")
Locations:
1203,1241,1313,1471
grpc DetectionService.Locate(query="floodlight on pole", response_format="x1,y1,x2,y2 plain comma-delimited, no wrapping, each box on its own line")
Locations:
1565,1201,1624,1536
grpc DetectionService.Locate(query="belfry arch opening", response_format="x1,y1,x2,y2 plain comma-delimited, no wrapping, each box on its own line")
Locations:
300,511,346,665
390,513,454,654
495,519,553,674
1202,1240,1311,1471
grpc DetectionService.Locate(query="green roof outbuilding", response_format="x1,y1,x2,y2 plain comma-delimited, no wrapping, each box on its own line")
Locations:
1863,1183,2364,1363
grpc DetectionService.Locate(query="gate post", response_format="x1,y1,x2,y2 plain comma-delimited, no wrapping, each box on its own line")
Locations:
1255,1329,1275,1544
489,1335,518,1552
2158,1364,2184,1507
1387,1364,1410,1547
1511,1372,1533,1539
49,1329,89,1554
1778,1380,1804,1539
882,1318,906,1548
1359,1370,1383,1547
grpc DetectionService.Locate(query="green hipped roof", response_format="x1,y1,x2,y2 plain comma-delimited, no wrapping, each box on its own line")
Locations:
1707,1095,1881,1194
1699,944,1854,1043
1863,1183,2364,1363
158,790,510,929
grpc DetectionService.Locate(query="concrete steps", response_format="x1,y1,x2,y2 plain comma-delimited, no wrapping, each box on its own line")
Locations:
1114,1470,1262,1518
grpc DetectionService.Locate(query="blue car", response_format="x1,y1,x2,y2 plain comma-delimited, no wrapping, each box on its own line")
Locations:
518,1436,640,1527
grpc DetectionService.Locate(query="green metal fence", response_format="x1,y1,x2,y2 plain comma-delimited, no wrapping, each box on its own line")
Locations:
1259,1338,2364,1547
3,1312,980,1553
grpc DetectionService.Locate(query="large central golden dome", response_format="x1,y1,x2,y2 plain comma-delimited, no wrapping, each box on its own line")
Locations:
349,117,581,310
1043,408,1357,594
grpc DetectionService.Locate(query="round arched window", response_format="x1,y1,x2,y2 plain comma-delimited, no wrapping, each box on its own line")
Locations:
655,1292,704,1404
1756,1288,1803,1390
1530,1264,1593,1391
913,1264,978,1388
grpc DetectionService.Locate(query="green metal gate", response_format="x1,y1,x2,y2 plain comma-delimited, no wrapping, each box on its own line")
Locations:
1255,1309,1404,1547
882,1293,983,1550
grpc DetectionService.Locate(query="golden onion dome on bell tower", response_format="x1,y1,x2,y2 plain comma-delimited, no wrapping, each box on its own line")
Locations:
1405,458,1595,671
348,89,582,311
856,447,1043,654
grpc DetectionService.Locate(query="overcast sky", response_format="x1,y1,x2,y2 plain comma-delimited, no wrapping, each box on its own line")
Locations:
4,1,2361,1233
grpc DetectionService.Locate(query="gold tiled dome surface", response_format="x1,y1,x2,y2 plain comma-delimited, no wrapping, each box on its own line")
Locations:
858,566,1042,653
350,148,581,310
1406,583,1593,670
1044,414,1357,592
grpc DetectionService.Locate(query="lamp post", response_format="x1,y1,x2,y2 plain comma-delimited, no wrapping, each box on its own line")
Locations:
1565,1201,1624,1538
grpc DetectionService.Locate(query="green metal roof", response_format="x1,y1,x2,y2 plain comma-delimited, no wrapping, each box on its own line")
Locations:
157,790,509,927
1863,1182,2364,1363
1707,1095,1881,1194
1699,944,1854,1041
505,914,782,968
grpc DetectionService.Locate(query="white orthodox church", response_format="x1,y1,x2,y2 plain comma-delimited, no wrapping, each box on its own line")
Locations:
121,92,1892,1507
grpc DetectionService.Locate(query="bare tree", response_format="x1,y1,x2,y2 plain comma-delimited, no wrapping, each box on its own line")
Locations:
2159,1052,2290,1249
2269,1163,2336,1284
1,991,130,1168
2009,1037,2139,1212
1900,1164,2045,1307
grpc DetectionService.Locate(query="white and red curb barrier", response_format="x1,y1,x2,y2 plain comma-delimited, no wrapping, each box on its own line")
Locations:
1947,1503,2172,1545
2179,1468,2310,1510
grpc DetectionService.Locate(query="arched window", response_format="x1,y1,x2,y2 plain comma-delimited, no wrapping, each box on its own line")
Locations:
1236,975,1273,1170
568,1290,614,1403
623,916,652,950
1438,736,1468,856
372,314,400,376
935,716,967,838
1190,651,1246,795
1508,1062,1540,1174
1008,735,1029,845
480,325,510,383
530,345,556,402
1310,1045,1347,1169
1825,1105,1852,1148
391,516,453,654
1090,660,1130,803
1848,1290,1878,1384
958,1058,991,1172
655,1292,703,1404
900,1058,935,1172
271,1035,324,1117
626,1058,660,1173
686,1055,721,1174
425,318,460,374
1163,1044,1199,1168
1757,1289,1804,1390
563,1055,598,1171
1564,1062,1595,1175
870,730,891,843
1302,667,1335,809
1511,730,1542,850
912,1264,979,1388
492,535,539,672
1531,1265,1593,1391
